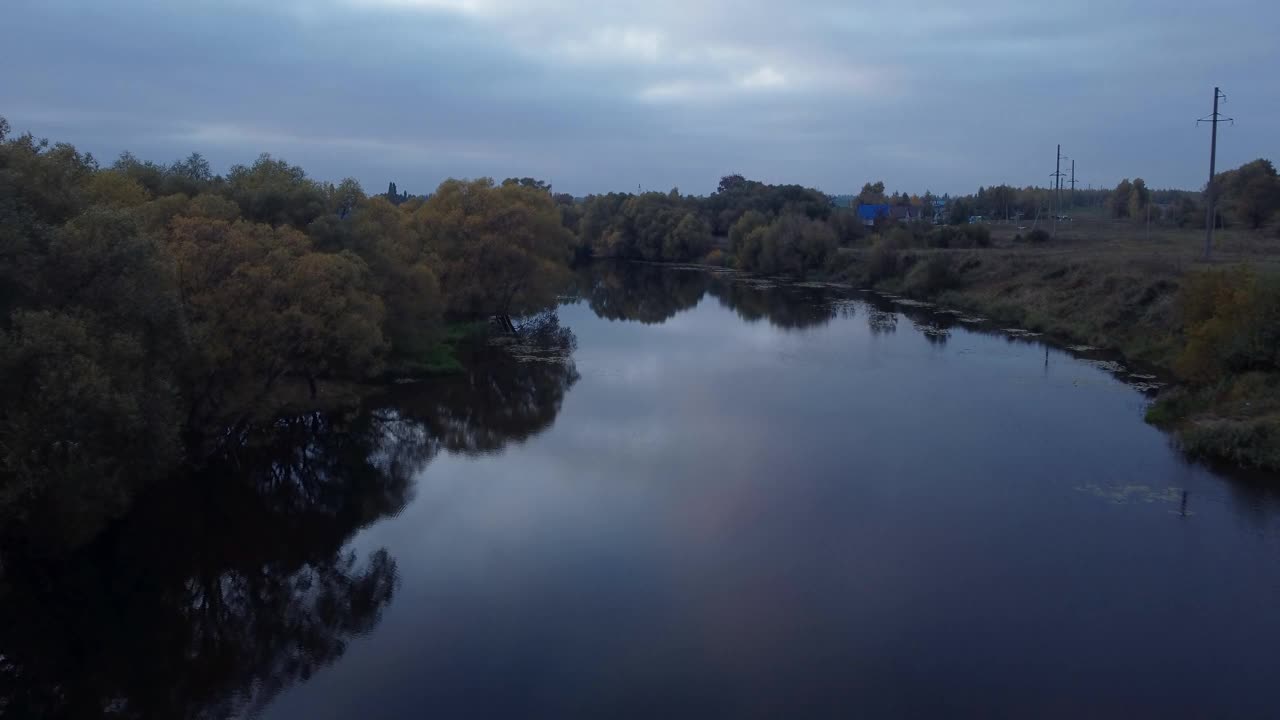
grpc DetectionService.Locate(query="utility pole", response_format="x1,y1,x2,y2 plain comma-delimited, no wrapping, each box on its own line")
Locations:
1069,159,1077,211
1050,144,1067,239
1197,87,1232,260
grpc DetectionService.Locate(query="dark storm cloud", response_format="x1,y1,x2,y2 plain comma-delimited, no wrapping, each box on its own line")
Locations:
2,0,1276,196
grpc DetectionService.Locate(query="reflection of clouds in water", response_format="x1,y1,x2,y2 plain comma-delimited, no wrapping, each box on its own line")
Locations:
1077,483,1192,514
566,419,673,456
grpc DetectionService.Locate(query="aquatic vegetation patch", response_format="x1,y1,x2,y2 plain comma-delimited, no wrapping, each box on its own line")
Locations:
1076,483,1189,511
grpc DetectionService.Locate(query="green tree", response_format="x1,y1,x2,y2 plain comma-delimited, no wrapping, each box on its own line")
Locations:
729,210,769,258
330,178,366,219
0,311,183,543
735,214,836,277
350,198,443,359
858,181,886,205
1128,178,1150,220
85,170,149,208
225,154,326,228
1109,179,1133,218
663,212,712,261
1218,159,1280,229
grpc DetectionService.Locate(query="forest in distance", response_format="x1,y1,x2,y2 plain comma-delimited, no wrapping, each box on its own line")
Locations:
3,113,1280,552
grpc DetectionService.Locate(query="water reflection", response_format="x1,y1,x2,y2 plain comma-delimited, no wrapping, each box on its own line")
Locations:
569,262,847,331
567,263,708,325
0,326,579,719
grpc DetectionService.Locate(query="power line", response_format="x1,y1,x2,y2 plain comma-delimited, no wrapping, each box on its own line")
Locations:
1197,87,1233,260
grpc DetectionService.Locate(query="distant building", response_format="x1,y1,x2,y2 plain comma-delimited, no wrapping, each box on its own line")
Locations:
890,205,923,222
856,203,891,226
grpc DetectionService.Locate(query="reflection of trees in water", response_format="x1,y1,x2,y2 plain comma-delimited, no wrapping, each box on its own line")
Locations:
568,262,710,325
706,281,838,330
0,329,579,719
374,335,580,456
570,261,846,331
0,411,408,719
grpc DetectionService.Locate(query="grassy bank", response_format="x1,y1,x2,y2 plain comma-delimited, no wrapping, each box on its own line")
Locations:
826,219,1280,472
384,321,490,377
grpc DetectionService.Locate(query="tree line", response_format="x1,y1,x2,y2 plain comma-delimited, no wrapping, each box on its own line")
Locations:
0,116,576,527
945,158,1280,230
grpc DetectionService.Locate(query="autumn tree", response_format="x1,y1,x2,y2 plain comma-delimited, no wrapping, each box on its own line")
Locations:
349,197,443,359
414,178,573,327
165,217,386,420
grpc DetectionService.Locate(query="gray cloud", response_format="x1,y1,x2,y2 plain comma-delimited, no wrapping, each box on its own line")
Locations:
2,0,1276,196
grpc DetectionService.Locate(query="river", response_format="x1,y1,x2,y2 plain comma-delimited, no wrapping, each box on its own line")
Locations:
5,262,1279,718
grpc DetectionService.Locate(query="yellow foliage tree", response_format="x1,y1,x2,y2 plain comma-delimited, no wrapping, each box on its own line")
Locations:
413,178,573,325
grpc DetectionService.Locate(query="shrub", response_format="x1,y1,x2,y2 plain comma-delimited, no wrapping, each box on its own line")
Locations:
867,238,901,283
904,253,960,295
960,224,991,248
703,248,727,267
927,224,990,249
1179,418,1280,470
734,214,836,277
1022,228,1051,243
1175,267,1280,382
827,209,867,246
927,226,959,248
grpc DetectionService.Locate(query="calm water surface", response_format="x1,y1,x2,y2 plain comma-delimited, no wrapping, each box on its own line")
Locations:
7,262,1280,718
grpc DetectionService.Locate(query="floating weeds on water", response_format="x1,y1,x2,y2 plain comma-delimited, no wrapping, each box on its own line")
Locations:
1067,344,1099,352
1076,483,1191,514
912,320,950,338
955,316,986,324
1129,373,1157,380
1002,328,1043,338
893,298,934,308
1131,381,1165,392
1093,359,1125,372
507,345,574,364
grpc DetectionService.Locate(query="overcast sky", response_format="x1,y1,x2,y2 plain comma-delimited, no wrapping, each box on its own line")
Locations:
3,0,1277,197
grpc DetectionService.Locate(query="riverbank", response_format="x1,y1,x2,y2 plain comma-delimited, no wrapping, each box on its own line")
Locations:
824,229,1280,472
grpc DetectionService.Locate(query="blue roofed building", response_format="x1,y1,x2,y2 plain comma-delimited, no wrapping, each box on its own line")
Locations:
856,204,891,227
